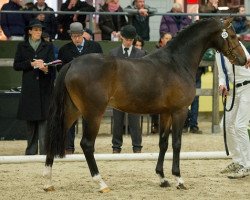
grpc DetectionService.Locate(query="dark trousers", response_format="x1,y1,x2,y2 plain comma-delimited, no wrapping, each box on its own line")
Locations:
112,109,142,151
25,120,47,155
185,68,202,128
65,122,76,151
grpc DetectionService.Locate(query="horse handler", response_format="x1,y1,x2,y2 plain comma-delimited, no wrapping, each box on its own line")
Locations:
216,42,250,179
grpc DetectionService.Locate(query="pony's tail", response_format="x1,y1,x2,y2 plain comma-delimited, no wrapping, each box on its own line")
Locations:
45,63,71,158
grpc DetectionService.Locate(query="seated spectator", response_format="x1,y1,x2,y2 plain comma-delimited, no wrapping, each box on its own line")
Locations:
151,32,172,134
28,0,57,40
232,6,250,35
159,2,191,37
98,0,127,41
42,31,59,59
133,35,146,53
155,32,172,49
83,28,94,40
57,0,95,40
124,0,157,41
1,0,29,40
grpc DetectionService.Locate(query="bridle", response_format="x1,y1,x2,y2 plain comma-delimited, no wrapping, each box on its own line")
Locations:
220,21,241,63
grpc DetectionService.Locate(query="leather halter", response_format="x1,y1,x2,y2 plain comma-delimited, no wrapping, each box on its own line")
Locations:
220,21,241,63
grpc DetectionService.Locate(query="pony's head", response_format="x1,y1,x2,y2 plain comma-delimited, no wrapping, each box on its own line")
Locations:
214,17,246,66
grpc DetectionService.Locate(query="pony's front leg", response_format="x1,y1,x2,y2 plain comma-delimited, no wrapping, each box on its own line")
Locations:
81,137,110,192
172,111,187,190
43,155,55,191
155,114,171,187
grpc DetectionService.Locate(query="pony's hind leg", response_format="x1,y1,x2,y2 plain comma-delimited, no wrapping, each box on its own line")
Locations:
43,92,80,192
171,108,188,190
156,113,171,187
80,113,110,193
43,156,55,191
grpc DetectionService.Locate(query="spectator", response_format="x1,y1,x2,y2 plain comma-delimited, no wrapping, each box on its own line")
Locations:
1,0,29,40
42,31,59,59
184,0,219,134
159,2,191,37
13,19,55,155
124,0,157,41
98,0,127,41
58,22,103,154
83,28,94,40
57,0,95,40
150,32,172,134
216,42,250,179
110,25,146,153
155,32,172,49
28,0,57,40
199,0,218,15
133,35,146,54
232,6,250,35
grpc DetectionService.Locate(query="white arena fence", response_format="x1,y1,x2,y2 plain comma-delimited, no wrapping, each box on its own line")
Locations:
0,151,231,164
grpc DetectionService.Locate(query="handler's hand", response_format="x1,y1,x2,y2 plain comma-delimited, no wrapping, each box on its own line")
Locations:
245,58,250,68
219,85,228,96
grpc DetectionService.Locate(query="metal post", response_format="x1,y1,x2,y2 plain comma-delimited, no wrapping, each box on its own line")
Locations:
212,61,221,133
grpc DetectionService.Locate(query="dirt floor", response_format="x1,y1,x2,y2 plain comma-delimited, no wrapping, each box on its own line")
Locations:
0,117,250,200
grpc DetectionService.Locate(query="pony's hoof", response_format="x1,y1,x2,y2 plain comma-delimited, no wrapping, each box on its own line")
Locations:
160,180,171,187
176,183,187,190
99,187,111,193
43,186,55,192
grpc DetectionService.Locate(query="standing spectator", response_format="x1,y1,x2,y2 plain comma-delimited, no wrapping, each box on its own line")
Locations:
124,0,157,41
58,22,103,154
13,19,55,155
110,25,146,153
159,2,191,37
216,42,250,179
57,0,95,40
28,0,57,40
98,0,127,41
232,6,250,35
151,32,172,134
1,0,29,40
184,0,219,134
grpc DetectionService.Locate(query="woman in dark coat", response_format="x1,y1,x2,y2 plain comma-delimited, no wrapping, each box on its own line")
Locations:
13,19,55,155
98,0,127,41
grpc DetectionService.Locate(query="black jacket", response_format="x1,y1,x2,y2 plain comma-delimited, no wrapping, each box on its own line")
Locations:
98,4,127,40
57,1,95,40
13,40,55,121
29,3,57,39
110,46,146,59
57,39,103,70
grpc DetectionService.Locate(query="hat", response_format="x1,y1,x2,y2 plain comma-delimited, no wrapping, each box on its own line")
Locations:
120,25,137,39
28,19,44,29
68,22,84,34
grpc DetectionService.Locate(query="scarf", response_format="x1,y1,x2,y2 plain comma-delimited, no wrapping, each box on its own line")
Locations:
108,2,119,12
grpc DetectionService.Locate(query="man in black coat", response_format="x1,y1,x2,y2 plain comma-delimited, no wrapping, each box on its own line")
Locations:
110,25,146,153
58,22,103,154
13,19,55,155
